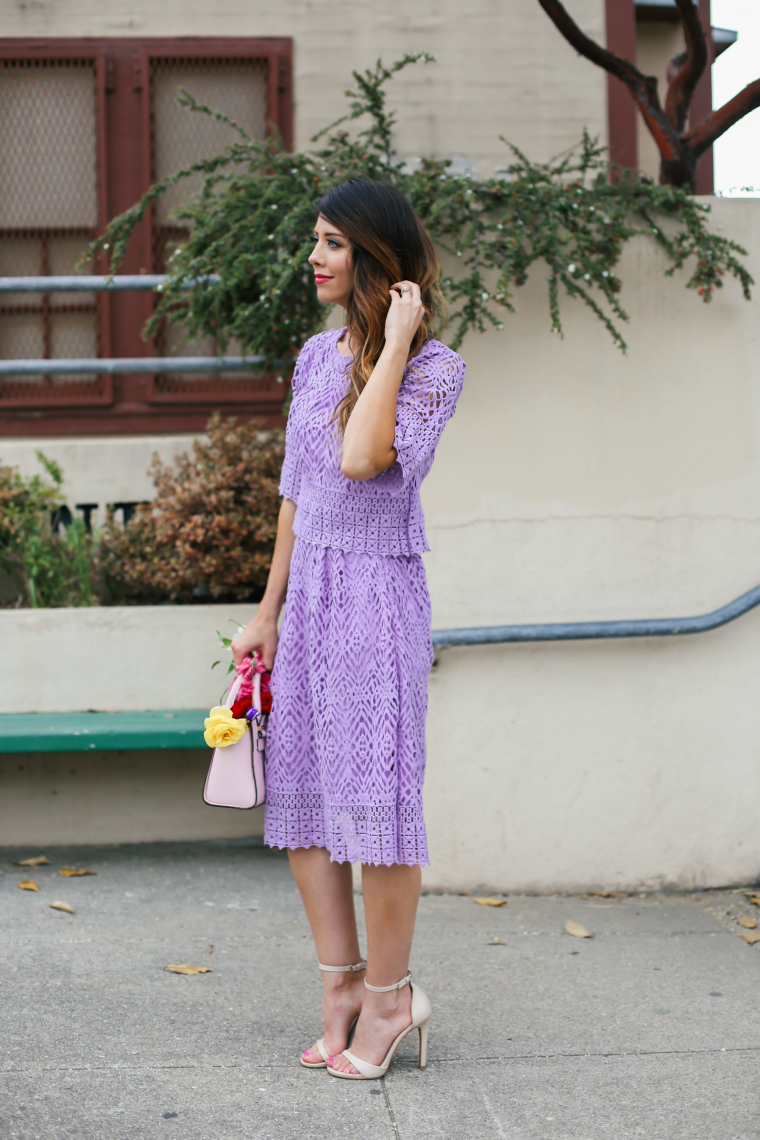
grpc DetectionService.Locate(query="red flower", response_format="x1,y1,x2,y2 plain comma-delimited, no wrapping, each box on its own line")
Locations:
230,697,251,721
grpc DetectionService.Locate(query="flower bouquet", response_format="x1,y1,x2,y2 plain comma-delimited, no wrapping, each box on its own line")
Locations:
202,654,271,810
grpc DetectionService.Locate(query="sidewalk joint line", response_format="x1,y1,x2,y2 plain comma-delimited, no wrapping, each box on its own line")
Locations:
381,1076,402,1138
3,1045,759,1076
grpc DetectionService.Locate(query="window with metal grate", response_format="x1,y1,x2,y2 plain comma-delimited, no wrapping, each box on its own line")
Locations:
0,55,108,408
0,37,292,436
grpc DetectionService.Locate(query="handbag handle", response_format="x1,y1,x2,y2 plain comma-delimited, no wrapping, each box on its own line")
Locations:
224,673,244,710
224,663,263,714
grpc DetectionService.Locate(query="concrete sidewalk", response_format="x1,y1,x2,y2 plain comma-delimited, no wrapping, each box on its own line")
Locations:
1,841,759,1140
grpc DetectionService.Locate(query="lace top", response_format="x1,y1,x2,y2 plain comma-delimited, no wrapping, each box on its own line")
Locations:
279,328,466,555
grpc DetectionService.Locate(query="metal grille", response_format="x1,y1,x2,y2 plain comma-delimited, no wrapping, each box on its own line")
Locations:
0,59,103,404
149,56,270,399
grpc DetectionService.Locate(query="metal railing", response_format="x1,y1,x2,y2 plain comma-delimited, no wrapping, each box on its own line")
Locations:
0,275,216,292
431,581,760,648
0,274,264,375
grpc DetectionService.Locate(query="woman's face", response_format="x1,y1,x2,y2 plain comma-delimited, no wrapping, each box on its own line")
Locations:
309,214,354,308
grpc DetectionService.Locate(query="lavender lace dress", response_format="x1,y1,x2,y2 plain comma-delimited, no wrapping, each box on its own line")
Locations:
264,328,466,866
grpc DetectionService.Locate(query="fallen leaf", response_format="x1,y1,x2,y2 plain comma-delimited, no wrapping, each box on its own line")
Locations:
13,855,50,867
589,891,630,899
59,868,96,877
745,894,760,907
738,915,757,929
741,929,760,945
474,897,506,907
565,921,593,938
485,940,506,945
164,964,213,975
18,880,40,892
50,901,75,914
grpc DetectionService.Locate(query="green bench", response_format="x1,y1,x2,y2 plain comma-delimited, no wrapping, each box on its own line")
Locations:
0,710,207,752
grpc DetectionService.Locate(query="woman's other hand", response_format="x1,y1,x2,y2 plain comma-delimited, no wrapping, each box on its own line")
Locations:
385,281,424,350
231,615,278,672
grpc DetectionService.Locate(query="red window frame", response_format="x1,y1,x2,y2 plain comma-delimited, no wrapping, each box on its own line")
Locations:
0,37,292,438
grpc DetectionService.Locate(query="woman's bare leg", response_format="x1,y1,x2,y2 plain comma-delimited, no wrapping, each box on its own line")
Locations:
329,862,421,1073
288,846,365,1063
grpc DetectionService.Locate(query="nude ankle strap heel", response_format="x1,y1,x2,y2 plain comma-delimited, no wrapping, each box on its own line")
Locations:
299,960,367,1069
364,969,411,992
319,959,367,974
327,971,432,1080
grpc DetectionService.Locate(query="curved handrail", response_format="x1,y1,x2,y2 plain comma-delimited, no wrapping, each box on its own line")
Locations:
431,581,760,648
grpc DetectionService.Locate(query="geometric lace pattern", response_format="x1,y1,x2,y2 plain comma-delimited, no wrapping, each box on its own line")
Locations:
279,328,466,555
264,539,434,866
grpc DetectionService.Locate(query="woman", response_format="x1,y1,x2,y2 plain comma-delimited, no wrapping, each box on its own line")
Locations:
231,179,465,1080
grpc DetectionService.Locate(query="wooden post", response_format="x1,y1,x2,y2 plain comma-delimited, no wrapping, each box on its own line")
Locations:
692,0,714,194
605,0,638,172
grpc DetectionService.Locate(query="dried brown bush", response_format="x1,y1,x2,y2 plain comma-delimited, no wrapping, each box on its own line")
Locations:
100,415,285,604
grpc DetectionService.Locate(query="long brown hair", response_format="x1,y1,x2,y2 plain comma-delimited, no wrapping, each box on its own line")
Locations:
316,179,445,434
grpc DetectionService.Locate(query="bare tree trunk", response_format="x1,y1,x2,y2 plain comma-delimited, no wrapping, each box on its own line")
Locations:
537,0,760,192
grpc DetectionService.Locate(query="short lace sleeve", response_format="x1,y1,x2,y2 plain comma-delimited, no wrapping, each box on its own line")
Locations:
391,341,466,489
278,338,314,503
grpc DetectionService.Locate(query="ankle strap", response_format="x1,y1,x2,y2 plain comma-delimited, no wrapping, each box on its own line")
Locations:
318,959,367,974
364,970,412,993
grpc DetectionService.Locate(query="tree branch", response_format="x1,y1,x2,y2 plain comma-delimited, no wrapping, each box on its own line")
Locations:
685,79,760,157
537,0,682,162
664,0,709,131
537,0,643,86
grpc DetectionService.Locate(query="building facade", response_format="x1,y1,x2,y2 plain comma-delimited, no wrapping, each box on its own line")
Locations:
0,0,722,439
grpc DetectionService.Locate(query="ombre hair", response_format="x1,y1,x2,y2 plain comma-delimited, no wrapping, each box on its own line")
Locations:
315,179,445,434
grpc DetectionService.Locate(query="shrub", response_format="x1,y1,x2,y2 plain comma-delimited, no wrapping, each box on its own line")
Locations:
0,453,98,608
99,415,285,604
86,54,752,357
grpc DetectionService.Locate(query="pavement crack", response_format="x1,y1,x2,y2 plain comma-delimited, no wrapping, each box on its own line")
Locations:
392,1044,760,1066
4,1045,759,1077
480,1087,507,1139
381,1076,402,1138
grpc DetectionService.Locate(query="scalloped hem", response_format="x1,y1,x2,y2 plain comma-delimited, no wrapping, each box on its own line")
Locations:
264,794,429,867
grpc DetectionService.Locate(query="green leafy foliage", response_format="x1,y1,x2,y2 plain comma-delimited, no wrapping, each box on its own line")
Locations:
85,54,752,358
98,415,284,605
212,626,244,675
0,453,98,608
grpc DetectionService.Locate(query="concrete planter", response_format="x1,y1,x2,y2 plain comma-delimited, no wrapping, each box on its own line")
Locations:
0,604,243,715
2,603,760,893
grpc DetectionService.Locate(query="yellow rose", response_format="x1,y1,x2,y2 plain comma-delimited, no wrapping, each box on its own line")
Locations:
204,706,248,748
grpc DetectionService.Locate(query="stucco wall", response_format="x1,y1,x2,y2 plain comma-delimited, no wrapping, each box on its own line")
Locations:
423,198,760,631
1,0,607,177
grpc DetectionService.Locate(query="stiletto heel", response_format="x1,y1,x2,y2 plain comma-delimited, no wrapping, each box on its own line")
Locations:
327,971,432,1080
418,1016,429,1069
300,959,366,1069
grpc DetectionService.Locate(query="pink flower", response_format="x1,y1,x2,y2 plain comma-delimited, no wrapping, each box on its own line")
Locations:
232,654,271,708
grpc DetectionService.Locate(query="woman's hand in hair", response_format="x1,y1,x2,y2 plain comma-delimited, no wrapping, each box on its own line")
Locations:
385,281,425,350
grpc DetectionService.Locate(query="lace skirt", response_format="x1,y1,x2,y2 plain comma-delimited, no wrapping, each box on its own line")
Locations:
264,536,433,866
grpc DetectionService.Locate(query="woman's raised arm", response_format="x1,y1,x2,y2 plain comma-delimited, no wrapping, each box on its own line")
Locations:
340,281,424,481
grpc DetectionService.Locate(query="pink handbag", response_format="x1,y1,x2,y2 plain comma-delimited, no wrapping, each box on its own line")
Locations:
203,671,267,809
